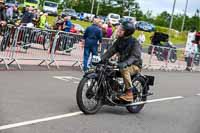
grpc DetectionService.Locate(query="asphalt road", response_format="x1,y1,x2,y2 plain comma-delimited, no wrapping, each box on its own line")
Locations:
0,70,200,133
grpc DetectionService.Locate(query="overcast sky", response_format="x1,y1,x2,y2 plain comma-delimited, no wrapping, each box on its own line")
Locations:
135,0,200,17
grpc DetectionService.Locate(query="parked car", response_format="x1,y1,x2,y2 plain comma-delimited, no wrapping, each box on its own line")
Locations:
121,16,136,23
135,21,155,32
80,13,95,22
5,0,17,7
61,8,77,20
74,24,85,33
107,13,120,25
43,1,58,16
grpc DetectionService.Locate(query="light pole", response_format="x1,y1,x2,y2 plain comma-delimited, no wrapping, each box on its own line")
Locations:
169,0,176,32
197,9,200,31
91,0,95,14
96,1,100,15
181,0,189,32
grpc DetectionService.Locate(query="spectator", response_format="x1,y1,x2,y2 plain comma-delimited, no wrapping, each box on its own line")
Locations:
54,15,63,30
21,6,34,27
63,16,72,32
106,22,113,38
33,9,38,19
12,5,19,20
70,24,77,33
0,0,7,26
111,23,120,41
39,13,48,29
100,22,113,56
101,23,107,37
185,27,197,67
185,40,198,71
186,27,196,46
6,5,13,19
32,9,40,27
137,31,145,46
22,6,29,14
83,18,102,72
79,12,84,21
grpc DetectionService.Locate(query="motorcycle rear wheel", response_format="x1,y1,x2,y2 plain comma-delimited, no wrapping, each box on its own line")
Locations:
126,77,147,113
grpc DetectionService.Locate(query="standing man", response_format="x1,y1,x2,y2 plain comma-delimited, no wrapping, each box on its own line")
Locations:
83,18,102,72
39,13,48,29
185,27,197,68
137,31,145,46
6,5,13,19
64,16,72,32
0,0,7,27
21,6,34,27
185,40,198,71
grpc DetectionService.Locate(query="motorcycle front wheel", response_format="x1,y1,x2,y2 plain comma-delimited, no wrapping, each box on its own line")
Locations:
76,77,102,114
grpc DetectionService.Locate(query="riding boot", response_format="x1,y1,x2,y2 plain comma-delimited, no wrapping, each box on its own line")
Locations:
119,89,133,102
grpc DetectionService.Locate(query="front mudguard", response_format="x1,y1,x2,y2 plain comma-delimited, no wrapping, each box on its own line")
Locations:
84,72,98,79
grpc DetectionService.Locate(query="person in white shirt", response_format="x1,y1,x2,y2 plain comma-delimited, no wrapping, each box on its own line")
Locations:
185,27,196,55
185,40,198,71
137,31,145,46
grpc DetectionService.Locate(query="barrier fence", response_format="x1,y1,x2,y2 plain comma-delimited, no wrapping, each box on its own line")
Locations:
0,25,200,72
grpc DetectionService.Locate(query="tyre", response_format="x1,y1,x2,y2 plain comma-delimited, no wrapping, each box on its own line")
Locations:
148,45,153,55
156,48,164,61
193,54,200,66
126,76,147,113
76,77,102,114
169,50,177,63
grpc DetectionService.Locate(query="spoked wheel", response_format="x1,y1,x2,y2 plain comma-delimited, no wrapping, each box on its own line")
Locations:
76,77,102,114
126,77,147,113
169,50,177,63
155,48,164,61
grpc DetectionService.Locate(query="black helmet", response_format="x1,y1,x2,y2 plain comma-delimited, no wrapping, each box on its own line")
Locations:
121,21,135,37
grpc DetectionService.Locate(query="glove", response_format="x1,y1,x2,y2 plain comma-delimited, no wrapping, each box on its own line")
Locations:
118,62,127,69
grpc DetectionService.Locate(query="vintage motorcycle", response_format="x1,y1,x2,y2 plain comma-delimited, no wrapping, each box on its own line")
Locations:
76,57,155,114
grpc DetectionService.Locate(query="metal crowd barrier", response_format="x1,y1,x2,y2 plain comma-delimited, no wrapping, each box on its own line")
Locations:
144,45,200,72
0,25,19,69
0,25,114,70
50,31,113,70
49,31,83,69
11,26,58,69
144,45,171,70
0,25,200,72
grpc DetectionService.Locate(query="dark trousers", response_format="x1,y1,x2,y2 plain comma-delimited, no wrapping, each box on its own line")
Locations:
83,44,98,71
185,57,193,67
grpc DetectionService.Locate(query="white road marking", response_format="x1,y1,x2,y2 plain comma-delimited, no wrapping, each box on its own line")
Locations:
53,76,69,82
0,112,83,131
129,96,184,106
197,94,200,96
53,76,81,82
0,96,185,131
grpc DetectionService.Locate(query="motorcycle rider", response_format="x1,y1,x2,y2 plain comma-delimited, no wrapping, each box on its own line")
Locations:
101,21,142,102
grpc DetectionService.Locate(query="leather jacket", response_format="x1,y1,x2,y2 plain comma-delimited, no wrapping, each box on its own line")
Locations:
101,36,142,68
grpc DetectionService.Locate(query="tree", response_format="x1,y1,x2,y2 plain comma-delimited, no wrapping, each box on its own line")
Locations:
115,0,140,16
154,11,171,27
